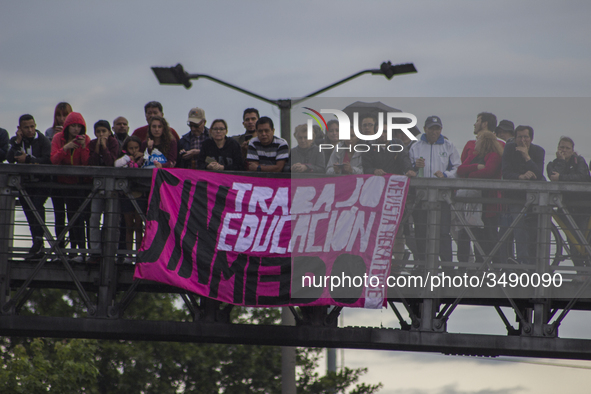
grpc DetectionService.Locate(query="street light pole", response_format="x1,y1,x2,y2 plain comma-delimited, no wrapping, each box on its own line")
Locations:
151,61,416,394
151,61,417,142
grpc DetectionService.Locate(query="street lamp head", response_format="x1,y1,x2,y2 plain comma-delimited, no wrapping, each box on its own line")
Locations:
378,61,417,80
151,63,192,89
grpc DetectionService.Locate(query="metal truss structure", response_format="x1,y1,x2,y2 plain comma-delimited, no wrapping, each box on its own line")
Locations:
0,165,590,360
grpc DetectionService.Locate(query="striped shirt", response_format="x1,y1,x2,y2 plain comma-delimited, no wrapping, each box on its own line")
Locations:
247,136,289,166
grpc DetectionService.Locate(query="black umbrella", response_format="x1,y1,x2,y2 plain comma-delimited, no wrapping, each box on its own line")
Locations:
342,101,420,136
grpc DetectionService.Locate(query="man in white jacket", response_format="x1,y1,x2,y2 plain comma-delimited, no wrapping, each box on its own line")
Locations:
408,116,461,265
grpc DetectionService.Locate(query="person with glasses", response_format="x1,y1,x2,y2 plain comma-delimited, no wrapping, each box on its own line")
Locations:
197,119,243,171
177,107,209,169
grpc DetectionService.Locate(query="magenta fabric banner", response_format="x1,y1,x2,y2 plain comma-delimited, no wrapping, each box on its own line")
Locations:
134,169,409,308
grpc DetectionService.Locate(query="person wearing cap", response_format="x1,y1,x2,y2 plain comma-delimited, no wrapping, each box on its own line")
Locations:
7,114,52,259
113,116,130,148
131,101,180,142
177,107,209,169
495,119,515,143
461,112,501,163
408,116,461,265
87,120,120,264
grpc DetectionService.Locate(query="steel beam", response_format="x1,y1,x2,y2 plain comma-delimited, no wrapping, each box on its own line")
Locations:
0,315,590,360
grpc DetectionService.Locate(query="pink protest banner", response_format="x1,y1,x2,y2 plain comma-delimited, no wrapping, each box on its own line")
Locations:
134,169,409,308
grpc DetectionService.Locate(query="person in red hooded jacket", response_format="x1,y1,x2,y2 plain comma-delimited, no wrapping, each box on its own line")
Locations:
51,112,91,262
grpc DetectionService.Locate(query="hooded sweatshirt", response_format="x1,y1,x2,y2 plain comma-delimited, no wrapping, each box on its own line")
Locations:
51,112,91,184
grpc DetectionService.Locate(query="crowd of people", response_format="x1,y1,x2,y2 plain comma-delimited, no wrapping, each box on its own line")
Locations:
1,101,589,267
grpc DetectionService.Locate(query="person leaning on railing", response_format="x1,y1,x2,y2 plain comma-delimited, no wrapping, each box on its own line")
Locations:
141,116,177,169
501,125,545,265
289,124,325,174
326,113,379,176
547,136,591,267
196,119,243,171
456,130,503,264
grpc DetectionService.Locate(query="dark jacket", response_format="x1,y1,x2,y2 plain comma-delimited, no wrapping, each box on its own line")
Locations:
197,137,243,171
547,154,590,205
502,142,546,181
7,131,51,165
0,128,9,162
88,135,119,166
362,138,412,175
290,144,325,173
232,131,255,169
177,128,209,169
547,154,591,182
502,141,545,199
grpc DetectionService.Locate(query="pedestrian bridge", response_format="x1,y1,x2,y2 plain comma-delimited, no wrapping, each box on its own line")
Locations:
0,164,590,360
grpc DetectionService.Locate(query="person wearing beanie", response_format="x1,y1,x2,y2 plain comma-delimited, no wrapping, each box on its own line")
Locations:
87,120,120,264
50,112,91,263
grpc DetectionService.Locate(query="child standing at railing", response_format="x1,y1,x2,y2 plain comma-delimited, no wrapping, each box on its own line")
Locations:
115,136,145,264
87,120,119,264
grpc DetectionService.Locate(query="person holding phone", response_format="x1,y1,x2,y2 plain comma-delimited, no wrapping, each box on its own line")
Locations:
44,102,72,142
44,103,73,245
51,112,91,262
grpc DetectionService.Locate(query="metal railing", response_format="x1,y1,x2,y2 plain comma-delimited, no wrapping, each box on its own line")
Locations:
1,164,591,358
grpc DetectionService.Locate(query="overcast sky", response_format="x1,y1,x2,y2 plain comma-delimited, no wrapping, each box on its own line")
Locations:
2,1,591,393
